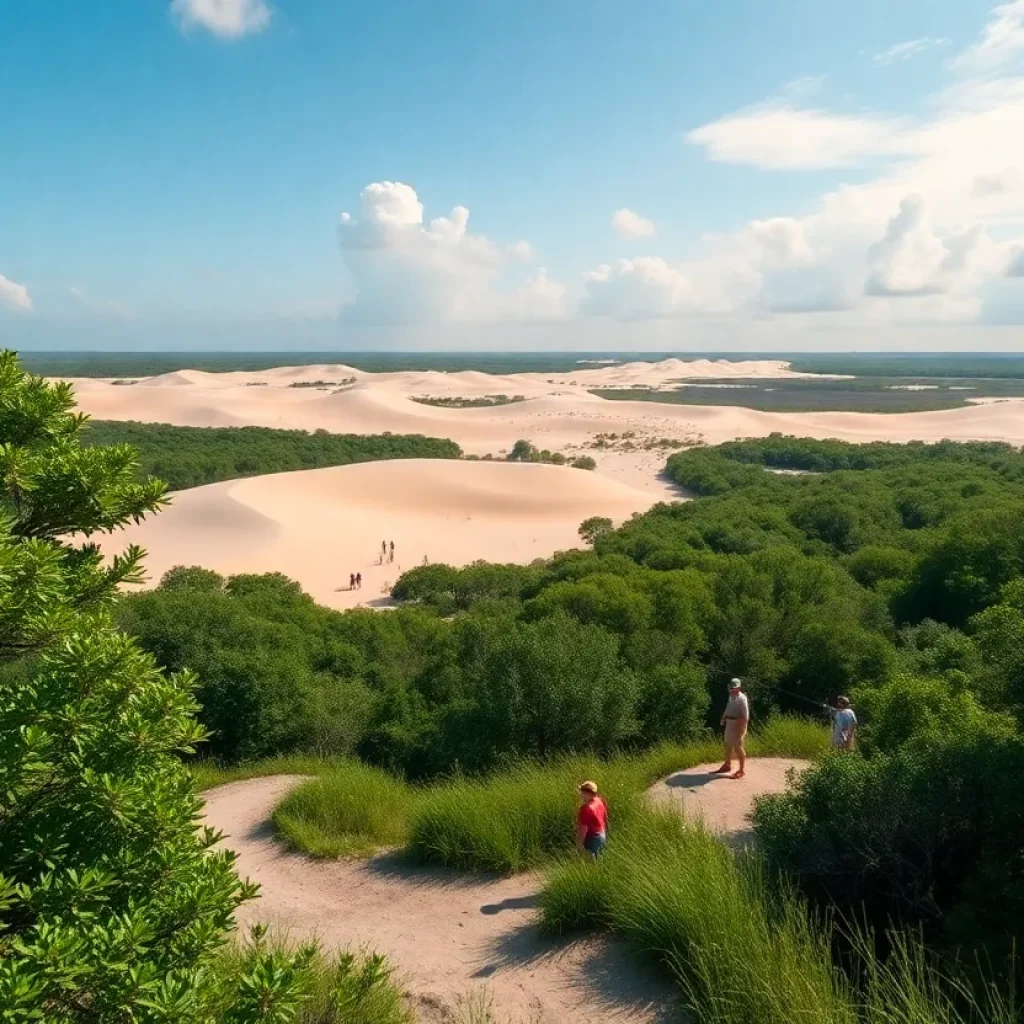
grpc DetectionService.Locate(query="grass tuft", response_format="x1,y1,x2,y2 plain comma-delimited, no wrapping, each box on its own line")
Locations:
272,762,414,858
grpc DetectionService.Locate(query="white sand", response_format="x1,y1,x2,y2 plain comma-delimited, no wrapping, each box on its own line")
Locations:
68,361,1024,482
73,358,1024,601
202,759,803,1022
98,459,657,609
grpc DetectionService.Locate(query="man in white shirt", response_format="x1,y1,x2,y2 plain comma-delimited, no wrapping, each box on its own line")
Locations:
830,696,857,751
715,678,749,780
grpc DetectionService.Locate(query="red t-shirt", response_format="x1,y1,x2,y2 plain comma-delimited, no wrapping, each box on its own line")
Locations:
578,797,608,838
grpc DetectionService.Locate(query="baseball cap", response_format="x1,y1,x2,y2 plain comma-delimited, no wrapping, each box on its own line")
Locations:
729,678,742,689
579,780,598,794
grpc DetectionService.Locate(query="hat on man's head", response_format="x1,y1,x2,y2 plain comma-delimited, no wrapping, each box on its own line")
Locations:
729,678,742,689
579,780,598,794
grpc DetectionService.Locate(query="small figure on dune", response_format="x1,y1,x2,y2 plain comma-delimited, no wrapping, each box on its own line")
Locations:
576,780,608,858
389,540,395,563
356,572,362,589
422,554,429,566
716,678,749,780
349,572,355,590
829,696,857,751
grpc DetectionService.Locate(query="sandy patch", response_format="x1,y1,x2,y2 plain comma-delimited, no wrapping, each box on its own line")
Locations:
96,459,658,609
646,758,809,846
202,775,678,1024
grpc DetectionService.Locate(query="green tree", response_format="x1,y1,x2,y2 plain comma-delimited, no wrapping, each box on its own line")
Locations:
578,516,613,545
0,353,303,1022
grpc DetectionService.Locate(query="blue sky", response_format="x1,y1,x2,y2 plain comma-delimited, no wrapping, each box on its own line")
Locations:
2,0,1023,350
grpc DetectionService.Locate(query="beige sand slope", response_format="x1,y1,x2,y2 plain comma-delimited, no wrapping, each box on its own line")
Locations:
96,459,657,610
67,360,1024,499
201,761,805,1023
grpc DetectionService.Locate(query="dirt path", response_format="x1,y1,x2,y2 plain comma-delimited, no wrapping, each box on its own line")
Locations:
203,760,806,1023
646,758,810,846
203,776,677,1024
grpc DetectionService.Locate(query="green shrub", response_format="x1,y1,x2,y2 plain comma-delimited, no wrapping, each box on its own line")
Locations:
272,762,414,858
0,352,306,1020
217,931,411,1024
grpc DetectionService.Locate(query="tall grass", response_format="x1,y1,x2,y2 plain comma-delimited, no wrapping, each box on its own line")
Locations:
272,761,414,858
407,718,827,874
406,756,645,873
540,811,1017,1024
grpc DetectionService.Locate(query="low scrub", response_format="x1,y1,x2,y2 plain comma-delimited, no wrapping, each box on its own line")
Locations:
216,929,411,1024
539,814,1015,1024
272,761,414,858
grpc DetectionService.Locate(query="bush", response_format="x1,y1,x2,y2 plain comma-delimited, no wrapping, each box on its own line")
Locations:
0,352,303,1020
217,932,412,1024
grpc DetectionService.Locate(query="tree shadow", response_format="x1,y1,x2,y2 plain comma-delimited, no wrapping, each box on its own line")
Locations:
473,923,682,1021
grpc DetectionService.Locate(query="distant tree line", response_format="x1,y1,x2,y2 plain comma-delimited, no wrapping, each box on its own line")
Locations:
83,420,463,490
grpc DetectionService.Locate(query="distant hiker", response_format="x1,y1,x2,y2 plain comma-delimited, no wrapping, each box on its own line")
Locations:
349,573,355,590
422,555,429,566
389,540,395,563
355,572,362,589
576,780,608,858
716,678,749,780
829,696,857,752
381,540,387,558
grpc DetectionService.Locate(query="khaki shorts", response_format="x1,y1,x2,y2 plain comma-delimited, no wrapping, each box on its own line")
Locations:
724,720,747,746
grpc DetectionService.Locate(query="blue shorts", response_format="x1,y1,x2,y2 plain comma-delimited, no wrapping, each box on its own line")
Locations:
584,833,607,857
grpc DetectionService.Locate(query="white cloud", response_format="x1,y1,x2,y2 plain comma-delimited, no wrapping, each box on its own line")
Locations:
686,104,907,170
338,181,563,324
874,37,949,65
611,208,656,239
170,0,271,39
951,0,1024,72
0,274,32,313
582,258,696,318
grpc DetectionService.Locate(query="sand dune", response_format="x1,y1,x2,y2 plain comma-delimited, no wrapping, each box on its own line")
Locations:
96,459,657,609
67,360,1024,497
70,358,1024,587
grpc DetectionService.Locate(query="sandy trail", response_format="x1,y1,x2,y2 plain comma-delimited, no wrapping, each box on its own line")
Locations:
646,759,809,846
202,758,806,1023
203,776,677,1024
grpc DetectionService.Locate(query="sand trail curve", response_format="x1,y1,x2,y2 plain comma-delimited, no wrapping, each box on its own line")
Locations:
203,775,676,1024
202,759,806,1023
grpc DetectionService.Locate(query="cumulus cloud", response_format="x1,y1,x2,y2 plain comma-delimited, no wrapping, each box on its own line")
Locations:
611,208,656,239
338,181,564,323
0,273,32,313
170,0,271,39
607,2,1022,328
685,105,906,170
874,37,949,65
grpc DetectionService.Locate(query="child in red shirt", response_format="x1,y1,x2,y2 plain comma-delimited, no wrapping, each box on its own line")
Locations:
576,780,608,857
